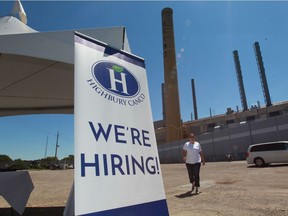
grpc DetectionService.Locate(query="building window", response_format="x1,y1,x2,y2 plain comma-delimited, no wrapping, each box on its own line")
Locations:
226,120,234,124
246,116,255,121
269,111,280,117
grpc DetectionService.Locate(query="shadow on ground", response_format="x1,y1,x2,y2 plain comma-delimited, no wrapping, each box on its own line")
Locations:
0,207,64,216
175,191,200,198
247,163,288,168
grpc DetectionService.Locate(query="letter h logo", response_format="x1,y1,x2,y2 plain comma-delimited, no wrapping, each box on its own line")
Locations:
107,68,129,95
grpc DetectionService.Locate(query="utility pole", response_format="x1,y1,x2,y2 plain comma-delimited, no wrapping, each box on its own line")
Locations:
44,136,48,158
54,131,60,164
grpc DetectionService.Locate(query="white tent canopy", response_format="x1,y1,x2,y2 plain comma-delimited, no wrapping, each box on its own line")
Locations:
0,16,131,116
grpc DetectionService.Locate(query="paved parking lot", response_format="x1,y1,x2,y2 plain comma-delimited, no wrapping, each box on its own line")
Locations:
0,161,287,216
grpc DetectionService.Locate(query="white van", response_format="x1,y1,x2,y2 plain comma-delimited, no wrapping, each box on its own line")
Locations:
246,141,288,167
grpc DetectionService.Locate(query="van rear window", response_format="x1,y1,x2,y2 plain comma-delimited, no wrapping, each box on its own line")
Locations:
250,143,286,152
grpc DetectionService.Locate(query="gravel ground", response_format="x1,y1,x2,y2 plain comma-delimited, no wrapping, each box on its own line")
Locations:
162,161,288,216
0,161,287,216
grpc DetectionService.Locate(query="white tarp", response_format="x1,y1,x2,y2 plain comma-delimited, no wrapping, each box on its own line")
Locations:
0,16,130,116
0,16,35,34
0,171,34,215
74,32,169,216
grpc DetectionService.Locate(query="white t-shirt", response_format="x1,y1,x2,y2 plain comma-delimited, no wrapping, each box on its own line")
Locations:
183,141,202,164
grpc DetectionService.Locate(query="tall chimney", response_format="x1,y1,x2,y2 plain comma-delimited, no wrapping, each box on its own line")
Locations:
191,79,198,120
161,83,166,120
161,8,182,142
233,50,248,111
253,42,272,107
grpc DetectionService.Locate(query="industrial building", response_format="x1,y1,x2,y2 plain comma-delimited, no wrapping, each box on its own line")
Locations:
157,8,288,163
155,101,288,144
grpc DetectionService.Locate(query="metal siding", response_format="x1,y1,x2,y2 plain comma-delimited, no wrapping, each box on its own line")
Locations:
158,115,288,163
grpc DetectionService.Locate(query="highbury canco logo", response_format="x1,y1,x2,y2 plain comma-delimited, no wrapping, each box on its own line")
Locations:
87,61,145,106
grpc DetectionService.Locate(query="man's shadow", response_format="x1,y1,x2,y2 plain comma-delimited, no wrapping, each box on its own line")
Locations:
175,191,200,198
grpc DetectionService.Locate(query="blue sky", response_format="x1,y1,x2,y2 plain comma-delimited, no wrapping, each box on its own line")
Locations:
1,1,288,160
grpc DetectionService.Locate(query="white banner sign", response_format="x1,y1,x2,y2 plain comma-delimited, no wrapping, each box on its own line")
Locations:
74,32,169,216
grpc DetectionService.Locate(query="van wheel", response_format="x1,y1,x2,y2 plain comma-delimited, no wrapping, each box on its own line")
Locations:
254,158,265,167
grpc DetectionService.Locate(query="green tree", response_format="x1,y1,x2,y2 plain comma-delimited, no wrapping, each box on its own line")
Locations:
0,154,13,169
0,154,12,162
61,154,74,165
41,156,58,169
8,159,29,170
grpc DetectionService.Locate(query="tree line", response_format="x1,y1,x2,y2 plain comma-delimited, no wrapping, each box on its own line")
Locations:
0,154,74,170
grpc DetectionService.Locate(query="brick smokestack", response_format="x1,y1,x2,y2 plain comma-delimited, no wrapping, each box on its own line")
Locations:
161,8,182,142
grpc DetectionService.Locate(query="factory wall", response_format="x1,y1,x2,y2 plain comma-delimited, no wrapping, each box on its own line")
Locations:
158,114,288,163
